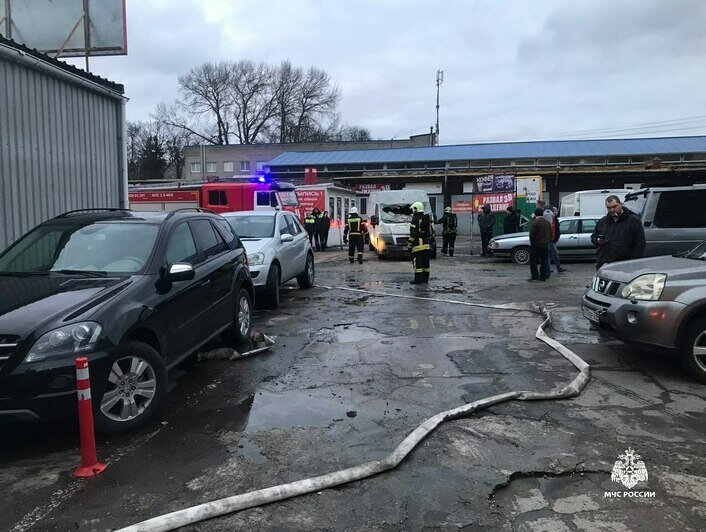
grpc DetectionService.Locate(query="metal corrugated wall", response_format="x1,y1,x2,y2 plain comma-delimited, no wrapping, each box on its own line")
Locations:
0,57,123,250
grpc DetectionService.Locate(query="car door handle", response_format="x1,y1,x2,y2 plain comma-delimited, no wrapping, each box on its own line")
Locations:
569,236,578,239
201,279,211,287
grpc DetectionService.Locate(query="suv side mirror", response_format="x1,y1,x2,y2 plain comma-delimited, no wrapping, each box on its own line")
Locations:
166,263,195,282
281,233,294,242
370,215,379,226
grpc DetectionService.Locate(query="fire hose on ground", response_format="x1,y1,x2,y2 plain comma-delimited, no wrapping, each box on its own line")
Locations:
116,288,590,532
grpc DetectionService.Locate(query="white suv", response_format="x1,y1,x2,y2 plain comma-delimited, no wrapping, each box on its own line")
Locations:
222,210,315,308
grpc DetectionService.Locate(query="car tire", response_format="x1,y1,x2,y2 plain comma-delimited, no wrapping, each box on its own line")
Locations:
262,264,280,309
223,287,253,346
297,253,315,288
511,246,531,265
94,340,167,436
679,316,706,384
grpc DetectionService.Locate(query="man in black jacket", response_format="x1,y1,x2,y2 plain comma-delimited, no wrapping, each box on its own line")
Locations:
478,204,495,257
590,195,646,269
503,206,520,234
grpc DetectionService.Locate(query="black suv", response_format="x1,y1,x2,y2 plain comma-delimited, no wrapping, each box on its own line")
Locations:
0,208,254,434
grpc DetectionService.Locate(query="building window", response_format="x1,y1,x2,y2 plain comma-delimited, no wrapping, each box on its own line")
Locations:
240,161,251,172
256,161,267,171
582,157,606,165
684,153,706,162
510,159,535,167
206,162,217,173
359,197,367,215
469,159,490,168
537,158,558,166
191,162,201,173
223,162,234,172
607,156,630,165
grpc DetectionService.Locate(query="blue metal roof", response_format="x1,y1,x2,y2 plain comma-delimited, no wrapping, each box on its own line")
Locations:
268,136,706,166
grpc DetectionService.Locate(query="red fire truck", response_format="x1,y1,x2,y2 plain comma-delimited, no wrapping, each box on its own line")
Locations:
128,180,299,213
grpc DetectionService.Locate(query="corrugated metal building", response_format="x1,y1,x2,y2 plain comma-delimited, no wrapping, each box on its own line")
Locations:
0,36,126,250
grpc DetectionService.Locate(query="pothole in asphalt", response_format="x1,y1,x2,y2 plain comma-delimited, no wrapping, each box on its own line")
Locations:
314,324,383,343
244,390,372,432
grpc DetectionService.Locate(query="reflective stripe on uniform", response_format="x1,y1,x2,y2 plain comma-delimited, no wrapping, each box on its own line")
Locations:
412,244,430,253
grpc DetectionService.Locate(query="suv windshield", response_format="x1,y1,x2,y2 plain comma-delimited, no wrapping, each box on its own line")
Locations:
380,202,430,223
622,191,648,216
225,216,275,238
0,223,159,274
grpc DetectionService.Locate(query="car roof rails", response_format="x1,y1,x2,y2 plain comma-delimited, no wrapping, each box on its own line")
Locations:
56,208,133,218
165,207,217,220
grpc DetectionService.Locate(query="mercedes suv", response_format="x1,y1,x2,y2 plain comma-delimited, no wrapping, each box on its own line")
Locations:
0,208,254,434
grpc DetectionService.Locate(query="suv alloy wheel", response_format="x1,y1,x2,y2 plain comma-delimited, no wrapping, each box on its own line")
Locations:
94,340,167,435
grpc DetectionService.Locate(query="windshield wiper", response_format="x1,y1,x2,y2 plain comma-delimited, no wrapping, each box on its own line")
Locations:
53,269,108,277
0,271,50,276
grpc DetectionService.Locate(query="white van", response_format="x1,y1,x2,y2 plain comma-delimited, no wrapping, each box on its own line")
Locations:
559,189,633,217
367,189,433,256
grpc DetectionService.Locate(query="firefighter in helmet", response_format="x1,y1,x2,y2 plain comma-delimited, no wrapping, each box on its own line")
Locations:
408,201,431,284
435,206,458,256
343,206,364,264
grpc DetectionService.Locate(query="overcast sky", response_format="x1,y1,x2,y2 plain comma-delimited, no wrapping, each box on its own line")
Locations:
65,0,706,145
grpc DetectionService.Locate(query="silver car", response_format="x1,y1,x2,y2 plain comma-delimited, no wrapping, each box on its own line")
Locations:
222,210,315,308
581,241,706,383
489,216,600,264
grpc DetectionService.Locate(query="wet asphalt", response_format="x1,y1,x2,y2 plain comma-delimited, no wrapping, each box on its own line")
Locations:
2,242,705,531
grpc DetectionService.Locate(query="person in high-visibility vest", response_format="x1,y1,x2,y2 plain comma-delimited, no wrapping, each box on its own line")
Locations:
304,211,316,246
312,208,324,251
343,207,364,264
408,201,431,284
435,206,458,256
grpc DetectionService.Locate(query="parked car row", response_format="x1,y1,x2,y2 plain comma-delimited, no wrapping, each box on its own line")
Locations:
489,216,599,264
0,207,314,435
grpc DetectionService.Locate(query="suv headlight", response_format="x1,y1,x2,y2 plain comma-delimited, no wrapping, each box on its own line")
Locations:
621,274,666,301
24,322,102,363
248,252,265,266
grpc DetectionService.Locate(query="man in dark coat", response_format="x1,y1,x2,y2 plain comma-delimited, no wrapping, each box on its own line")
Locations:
529,207,552,281
312,208,324,251
478,204,495,257
590,195,646,269
503,205,520,234
320,211,331,250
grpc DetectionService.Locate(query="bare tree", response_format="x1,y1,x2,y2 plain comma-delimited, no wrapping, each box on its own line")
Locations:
287,67,341,142
153,102,219,145
152,59,369,148
270,60,303,143
177,62,233,145
228,60,278,144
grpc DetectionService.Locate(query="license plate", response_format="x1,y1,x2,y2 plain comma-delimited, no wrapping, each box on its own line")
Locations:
582,306,599,323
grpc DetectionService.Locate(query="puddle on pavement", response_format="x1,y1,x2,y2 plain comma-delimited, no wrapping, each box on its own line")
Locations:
550,311,614,344
244,390,371,432
235,437,267,464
